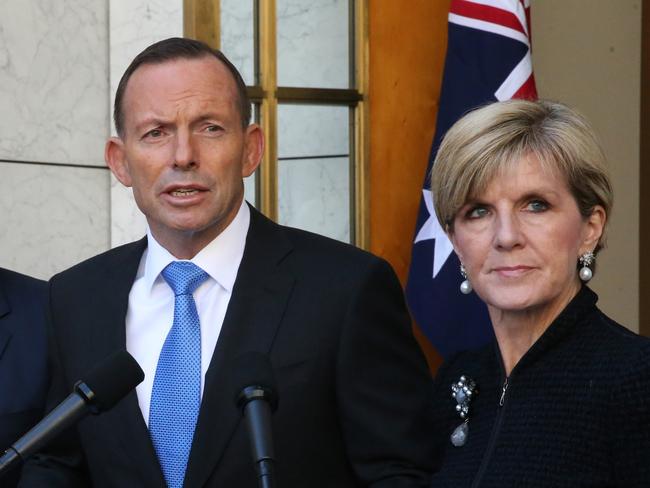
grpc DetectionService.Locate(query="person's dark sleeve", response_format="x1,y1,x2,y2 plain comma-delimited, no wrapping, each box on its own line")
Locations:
0,272,48,488
17,281,91,488
336,256,436,488
609,341,650,486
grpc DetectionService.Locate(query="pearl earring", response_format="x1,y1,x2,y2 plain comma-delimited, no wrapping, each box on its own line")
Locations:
460,264,472,294
579,251,595,282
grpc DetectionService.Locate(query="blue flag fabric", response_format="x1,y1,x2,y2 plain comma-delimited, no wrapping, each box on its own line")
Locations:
405,0,537,359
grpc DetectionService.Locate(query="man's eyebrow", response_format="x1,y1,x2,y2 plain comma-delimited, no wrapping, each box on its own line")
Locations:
132,116,169,131
193,112,226,122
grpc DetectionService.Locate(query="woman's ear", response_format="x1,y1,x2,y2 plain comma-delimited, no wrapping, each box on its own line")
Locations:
580,205,606,254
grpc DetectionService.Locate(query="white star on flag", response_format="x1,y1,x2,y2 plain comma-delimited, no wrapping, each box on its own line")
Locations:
413,189,455,278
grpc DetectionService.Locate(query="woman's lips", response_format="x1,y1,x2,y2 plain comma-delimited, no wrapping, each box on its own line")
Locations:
492,265,534,278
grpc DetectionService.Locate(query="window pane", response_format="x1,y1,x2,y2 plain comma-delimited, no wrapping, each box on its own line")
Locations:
277,104,351,242
243,169,257,207
278,104,349,158
278,157,350,242
277,0,350,88
220,0,255,85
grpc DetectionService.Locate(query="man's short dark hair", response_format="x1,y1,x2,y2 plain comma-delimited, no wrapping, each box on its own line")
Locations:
113,37,251,137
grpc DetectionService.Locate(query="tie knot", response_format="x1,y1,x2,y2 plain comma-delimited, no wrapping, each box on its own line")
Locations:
161,261,209,296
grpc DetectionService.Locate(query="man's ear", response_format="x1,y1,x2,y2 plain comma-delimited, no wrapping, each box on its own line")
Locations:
105,137,133,187
242,124,264,177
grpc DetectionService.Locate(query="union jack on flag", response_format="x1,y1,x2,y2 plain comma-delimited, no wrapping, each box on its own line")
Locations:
405,0,538,359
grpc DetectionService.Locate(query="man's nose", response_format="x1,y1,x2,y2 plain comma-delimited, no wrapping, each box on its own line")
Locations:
173,129,197,169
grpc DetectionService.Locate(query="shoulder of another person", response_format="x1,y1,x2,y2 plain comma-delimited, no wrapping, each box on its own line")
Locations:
0,267,46,292
0,268,46,311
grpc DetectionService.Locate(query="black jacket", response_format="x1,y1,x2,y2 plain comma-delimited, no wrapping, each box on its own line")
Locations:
0,268,48,488
19,207,436,488
430,286,650,487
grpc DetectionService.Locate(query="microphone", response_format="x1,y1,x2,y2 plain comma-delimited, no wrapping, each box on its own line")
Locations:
0,350,144,477
232,352,278,488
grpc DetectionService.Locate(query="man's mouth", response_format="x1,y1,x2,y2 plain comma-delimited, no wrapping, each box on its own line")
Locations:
169,188,200,197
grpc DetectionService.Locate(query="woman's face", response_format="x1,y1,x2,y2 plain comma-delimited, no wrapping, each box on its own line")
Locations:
450,155,605,316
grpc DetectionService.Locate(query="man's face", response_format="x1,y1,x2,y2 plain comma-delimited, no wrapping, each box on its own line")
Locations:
106,56,262,258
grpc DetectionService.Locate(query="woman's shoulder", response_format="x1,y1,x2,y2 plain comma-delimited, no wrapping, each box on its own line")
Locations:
583,306,650,361
578,307,650,400
592,311,650,477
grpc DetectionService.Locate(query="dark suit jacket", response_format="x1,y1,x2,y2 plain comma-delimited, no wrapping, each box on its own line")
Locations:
19,207,436,487
0,268,48,487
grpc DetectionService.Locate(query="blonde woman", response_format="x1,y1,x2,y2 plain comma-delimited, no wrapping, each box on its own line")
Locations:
428,100,650,487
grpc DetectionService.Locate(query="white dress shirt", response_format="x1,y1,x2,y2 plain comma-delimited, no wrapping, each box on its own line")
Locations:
126,200,250,425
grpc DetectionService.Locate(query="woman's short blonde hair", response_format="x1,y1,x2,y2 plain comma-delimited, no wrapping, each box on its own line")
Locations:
430,99,612,250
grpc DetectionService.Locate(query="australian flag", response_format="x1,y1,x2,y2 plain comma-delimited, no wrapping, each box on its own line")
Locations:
405,0,538,359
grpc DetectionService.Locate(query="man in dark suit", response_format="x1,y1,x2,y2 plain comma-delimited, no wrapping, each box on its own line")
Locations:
19,38,435,488
0,268,48,487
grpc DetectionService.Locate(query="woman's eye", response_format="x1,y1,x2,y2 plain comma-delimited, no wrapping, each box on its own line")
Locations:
467,206,488,219
527,200,549,212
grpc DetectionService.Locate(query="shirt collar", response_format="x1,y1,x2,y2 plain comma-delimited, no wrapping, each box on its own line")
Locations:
142,200,250,293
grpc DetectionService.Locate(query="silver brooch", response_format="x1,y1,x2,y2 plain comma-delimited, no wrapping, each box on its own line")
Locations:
450,375,478,447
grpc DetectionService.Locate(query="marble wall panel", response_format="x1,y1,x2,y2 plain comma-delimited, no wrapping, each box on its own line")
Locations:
277,0,349,88
108,0,183,247
0,0,109,166
0,162,110,279
278,157,350,242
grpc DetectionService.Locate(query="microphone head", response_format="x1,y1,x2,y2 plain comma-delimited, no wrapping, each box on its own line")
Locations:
231,352,278,412
76,350,144,413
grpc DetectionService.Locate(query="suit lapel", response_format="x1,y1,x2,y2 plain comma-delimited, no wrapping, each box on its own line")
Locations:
0,284,12,361
86,238,167,487
184,208,295,487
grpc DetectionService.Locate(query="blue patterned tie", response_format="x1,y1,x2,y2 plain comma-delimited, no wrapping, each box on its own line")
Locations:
150,261,209,488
